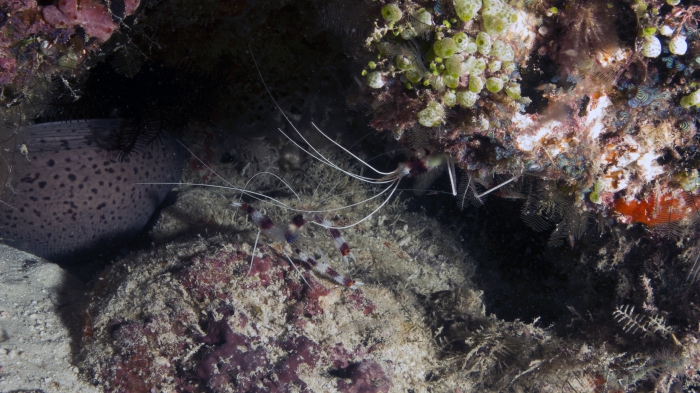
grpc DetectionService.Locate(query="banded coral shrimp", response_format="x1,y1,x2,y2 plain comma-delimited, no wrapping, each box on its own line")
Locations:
139,57,499,293
163,124,450,290
148,138,478,297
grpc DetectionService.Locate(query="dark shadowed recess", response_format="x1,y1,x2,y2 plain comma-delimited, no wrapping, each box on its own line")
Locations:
457,197,615,327
409,185,616,331
36,57,225,159
416,186,700,350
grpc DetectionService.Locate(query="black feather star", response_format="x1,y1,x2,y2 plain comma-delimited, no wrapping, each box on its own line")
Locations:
37,54,226,159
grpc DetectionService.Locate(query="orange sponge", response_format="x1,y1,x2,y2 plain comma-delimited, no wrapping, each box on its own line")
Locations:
613,193,690,226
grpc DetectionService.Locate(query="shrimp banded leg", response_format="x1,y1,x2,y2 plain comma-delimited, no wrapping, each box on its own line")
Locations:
232,202,360,288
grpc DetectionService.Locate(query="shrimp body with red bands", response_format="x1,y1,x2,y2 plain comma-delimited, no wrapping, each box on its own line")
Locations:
232,202,361,289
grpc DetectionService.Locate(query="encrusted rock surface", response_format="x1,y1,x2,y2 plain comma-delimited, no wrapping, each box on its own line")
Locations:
79,235,452,392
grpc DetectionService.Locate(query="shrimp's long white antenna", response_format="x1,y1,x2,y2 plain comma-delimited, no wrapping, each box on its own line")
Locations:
275,114,397,181
277,128,395,184
446,157,457,196
179,137,303,211
137,181,396,215
312,179,401,230
250,48,310,156
248,47,355,179
283,249,310,286
310,123,395,176
316,187,454,205
247,229,261,276
240,171,301,202
177,140,238,188
249,45,397,184
279,127,383,182
137,182,298,210
475,176,517,199
688,252,700,283
459,175,474,209
235,171,301,224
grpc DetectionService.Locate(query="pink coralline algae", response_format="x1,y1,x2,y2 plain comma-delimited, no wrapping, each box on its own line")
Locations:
0,0,128,103
0,0,72,92
194,307,319,392
0,0,139,95
42,0,140,43
78,238,435,393
0,57,17,86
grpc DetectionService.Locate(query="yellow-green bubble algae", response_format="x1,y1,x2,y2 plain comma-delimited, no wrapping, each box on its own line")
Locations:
360,0,533,134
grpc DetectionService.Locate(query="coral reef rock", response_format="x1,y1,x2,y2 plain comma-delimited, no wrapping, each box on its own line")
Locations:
79,236,447,392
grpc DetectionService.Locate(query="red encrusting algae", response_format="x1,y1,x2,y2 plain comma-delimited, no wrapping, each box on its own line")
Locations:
613,193,691,226
42,0,141,43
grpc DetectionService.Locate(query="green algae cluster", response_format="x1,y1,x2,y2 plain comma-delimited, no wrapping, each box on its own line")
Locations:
364,0,525,128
